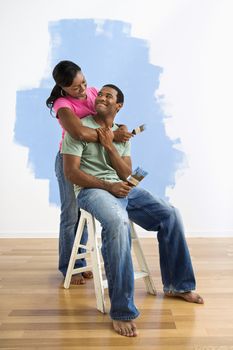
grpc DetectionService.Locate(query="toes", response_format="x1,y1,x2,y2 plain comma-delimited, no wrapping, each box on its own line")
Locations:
121,327,127,336
185,292,204,304
73,280,85,285
165,291,204,305
128,328,134,337
131,324,138,337
77,278,85,285
113,324,125,336
113,321,138,337
82,271,93,279
125,327,131,337
117,328,122,335
70,275,86,285
196,295,204,304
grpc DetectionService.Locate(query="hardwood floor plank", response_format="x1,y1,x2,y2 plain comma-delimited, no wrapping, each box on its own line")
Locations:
0,321,176,331
9,308,172,317
20,328,208,338
1,336,233,348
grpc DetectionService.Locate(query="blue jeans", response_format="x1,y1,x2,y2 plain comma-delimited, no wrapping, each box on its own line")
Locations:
55,152,88,276
77,186,196,321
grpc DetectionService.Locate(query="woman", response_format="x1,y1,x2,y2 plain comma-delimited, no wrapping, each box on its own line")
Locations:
46,60,132,284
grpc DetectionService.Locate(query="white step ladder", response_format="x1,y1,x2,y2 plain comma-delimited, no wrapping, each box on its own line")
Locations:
64,209,156,313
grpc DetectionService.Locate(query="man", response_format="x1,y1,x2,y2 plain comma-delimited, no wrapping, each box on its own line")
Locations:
62,84,204,337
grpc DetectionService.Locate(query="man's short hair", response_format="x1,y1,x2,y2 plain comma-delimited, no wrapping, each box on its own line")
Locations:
102,84,124,104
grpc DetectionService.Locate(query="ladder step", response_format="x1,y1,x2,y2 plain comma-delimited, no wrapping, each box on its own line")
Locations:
102,279,108,289
72,266,93,274
75,252,90,259
79,244,90,250
134,271,149,279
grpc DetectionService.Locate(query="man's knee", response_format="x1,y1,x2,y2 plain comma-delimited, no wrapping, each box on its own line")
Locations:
104,211,129,231
162,206,184,234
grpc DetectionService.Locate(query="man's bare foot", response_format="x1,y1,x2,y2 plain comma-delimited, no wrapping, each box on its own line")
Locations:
165,291,204,304
112,320,138,337
70,271,93,285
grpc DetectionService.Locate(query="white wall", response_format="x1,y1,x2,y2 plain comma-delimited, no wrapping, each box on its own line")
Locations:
0,0,232,237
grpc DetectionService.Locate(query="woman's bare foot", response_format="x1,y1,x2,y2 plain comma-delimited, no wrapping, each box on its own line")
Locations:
112,320,138,337
70,273,85,285
70,271,93,285
82,271,93,279
165,291,204,304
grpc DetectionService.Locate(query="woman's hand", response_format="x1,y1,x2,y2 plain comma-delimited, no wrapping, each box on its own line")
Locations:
97,127,114,149
113,125,133,142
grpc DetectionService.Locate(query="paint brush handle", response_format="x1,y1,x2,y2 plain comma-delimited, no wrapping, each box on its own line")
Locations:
127,166,148,186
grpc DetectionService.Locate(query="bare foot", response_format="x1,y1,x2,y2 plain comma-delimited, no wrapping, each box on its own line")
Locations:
70,273,86,285
82,271,93,279
165,291,204,304
70,271,93,285
112,320,138,337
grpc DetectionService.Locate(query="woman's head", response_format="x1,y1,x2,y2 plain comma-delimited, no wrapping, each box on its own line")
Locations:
53,60,81,86
46,60,87,111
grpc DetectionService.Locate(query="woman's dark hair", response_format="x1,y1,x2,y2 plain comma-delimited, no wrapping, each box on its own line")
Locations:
102,84,124,104
46,60,82,112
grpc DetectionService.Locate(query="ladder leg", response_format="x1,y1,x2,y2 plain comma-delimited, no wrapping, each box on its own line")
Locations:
130,222,156,295
64,212,86,289
87,214,106,313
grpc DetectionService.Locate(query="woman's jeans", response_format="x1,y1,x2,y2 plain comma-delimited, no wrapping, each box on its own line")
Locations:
55,152,88,276
78,186,196,321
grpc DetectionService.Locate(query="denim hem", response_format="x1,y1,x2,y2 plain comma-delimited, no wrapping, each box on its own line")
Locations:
111,312,140,321
111,313,140,321
59,269,66,277
163,287,195,293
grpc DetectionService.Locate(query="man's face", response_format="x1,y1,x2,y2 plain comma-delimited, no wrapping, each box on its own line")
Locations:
61,72,87,99
95,87,122,116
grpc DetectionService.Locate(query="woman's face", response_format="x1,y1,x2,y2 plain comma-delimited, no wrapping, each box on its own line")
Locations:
62,72,87,99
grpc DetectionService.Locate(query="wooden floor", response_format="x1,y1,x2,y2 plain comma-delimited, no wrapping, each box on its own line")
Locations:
0,238,233,350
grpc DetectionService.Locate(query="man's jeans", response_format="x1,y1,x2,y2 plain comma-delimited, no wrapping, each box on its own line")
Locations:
55,152,88,276
78,186,196,321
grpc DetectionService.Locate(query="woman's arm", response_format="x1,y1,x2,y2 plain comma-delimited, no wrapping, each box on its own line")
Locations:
58,107,98,142
58,107,133,143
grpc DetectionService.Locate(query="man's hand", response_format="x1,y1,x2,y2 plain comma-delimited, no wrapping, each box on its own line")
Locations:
113,125,133,142
107,181,132,197
97,127,114,149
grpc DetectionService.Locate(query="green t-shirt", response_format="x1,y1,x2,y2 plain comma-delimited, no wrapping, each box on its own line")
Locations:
61,116,131,195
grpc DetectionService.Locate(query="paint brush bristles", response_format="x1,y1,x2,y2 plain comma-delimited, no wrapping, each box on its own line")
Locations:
132,124,146,135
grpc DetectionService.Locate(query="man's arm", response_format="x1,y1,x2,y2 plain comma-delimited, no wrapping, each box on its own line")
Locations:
97,128,132,180
58,108,133,143
63,154,132,197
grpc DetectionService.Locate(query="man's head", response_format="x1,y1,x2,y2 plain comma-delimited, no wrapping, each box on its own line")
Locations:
102,84,124,104
95,84,124,118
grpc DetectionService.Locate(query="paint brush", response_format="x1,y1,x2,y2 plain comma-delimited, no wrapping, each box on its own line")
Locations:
127,166,148,186
131,124,146,135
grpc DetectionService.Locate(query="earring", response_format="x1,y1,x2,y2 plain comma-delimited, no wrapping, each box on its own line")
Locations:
61,89,65,96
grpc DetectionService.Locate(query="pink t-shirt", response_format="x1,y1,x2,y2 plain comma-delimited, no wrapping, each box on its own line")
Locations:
53,87,98,149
